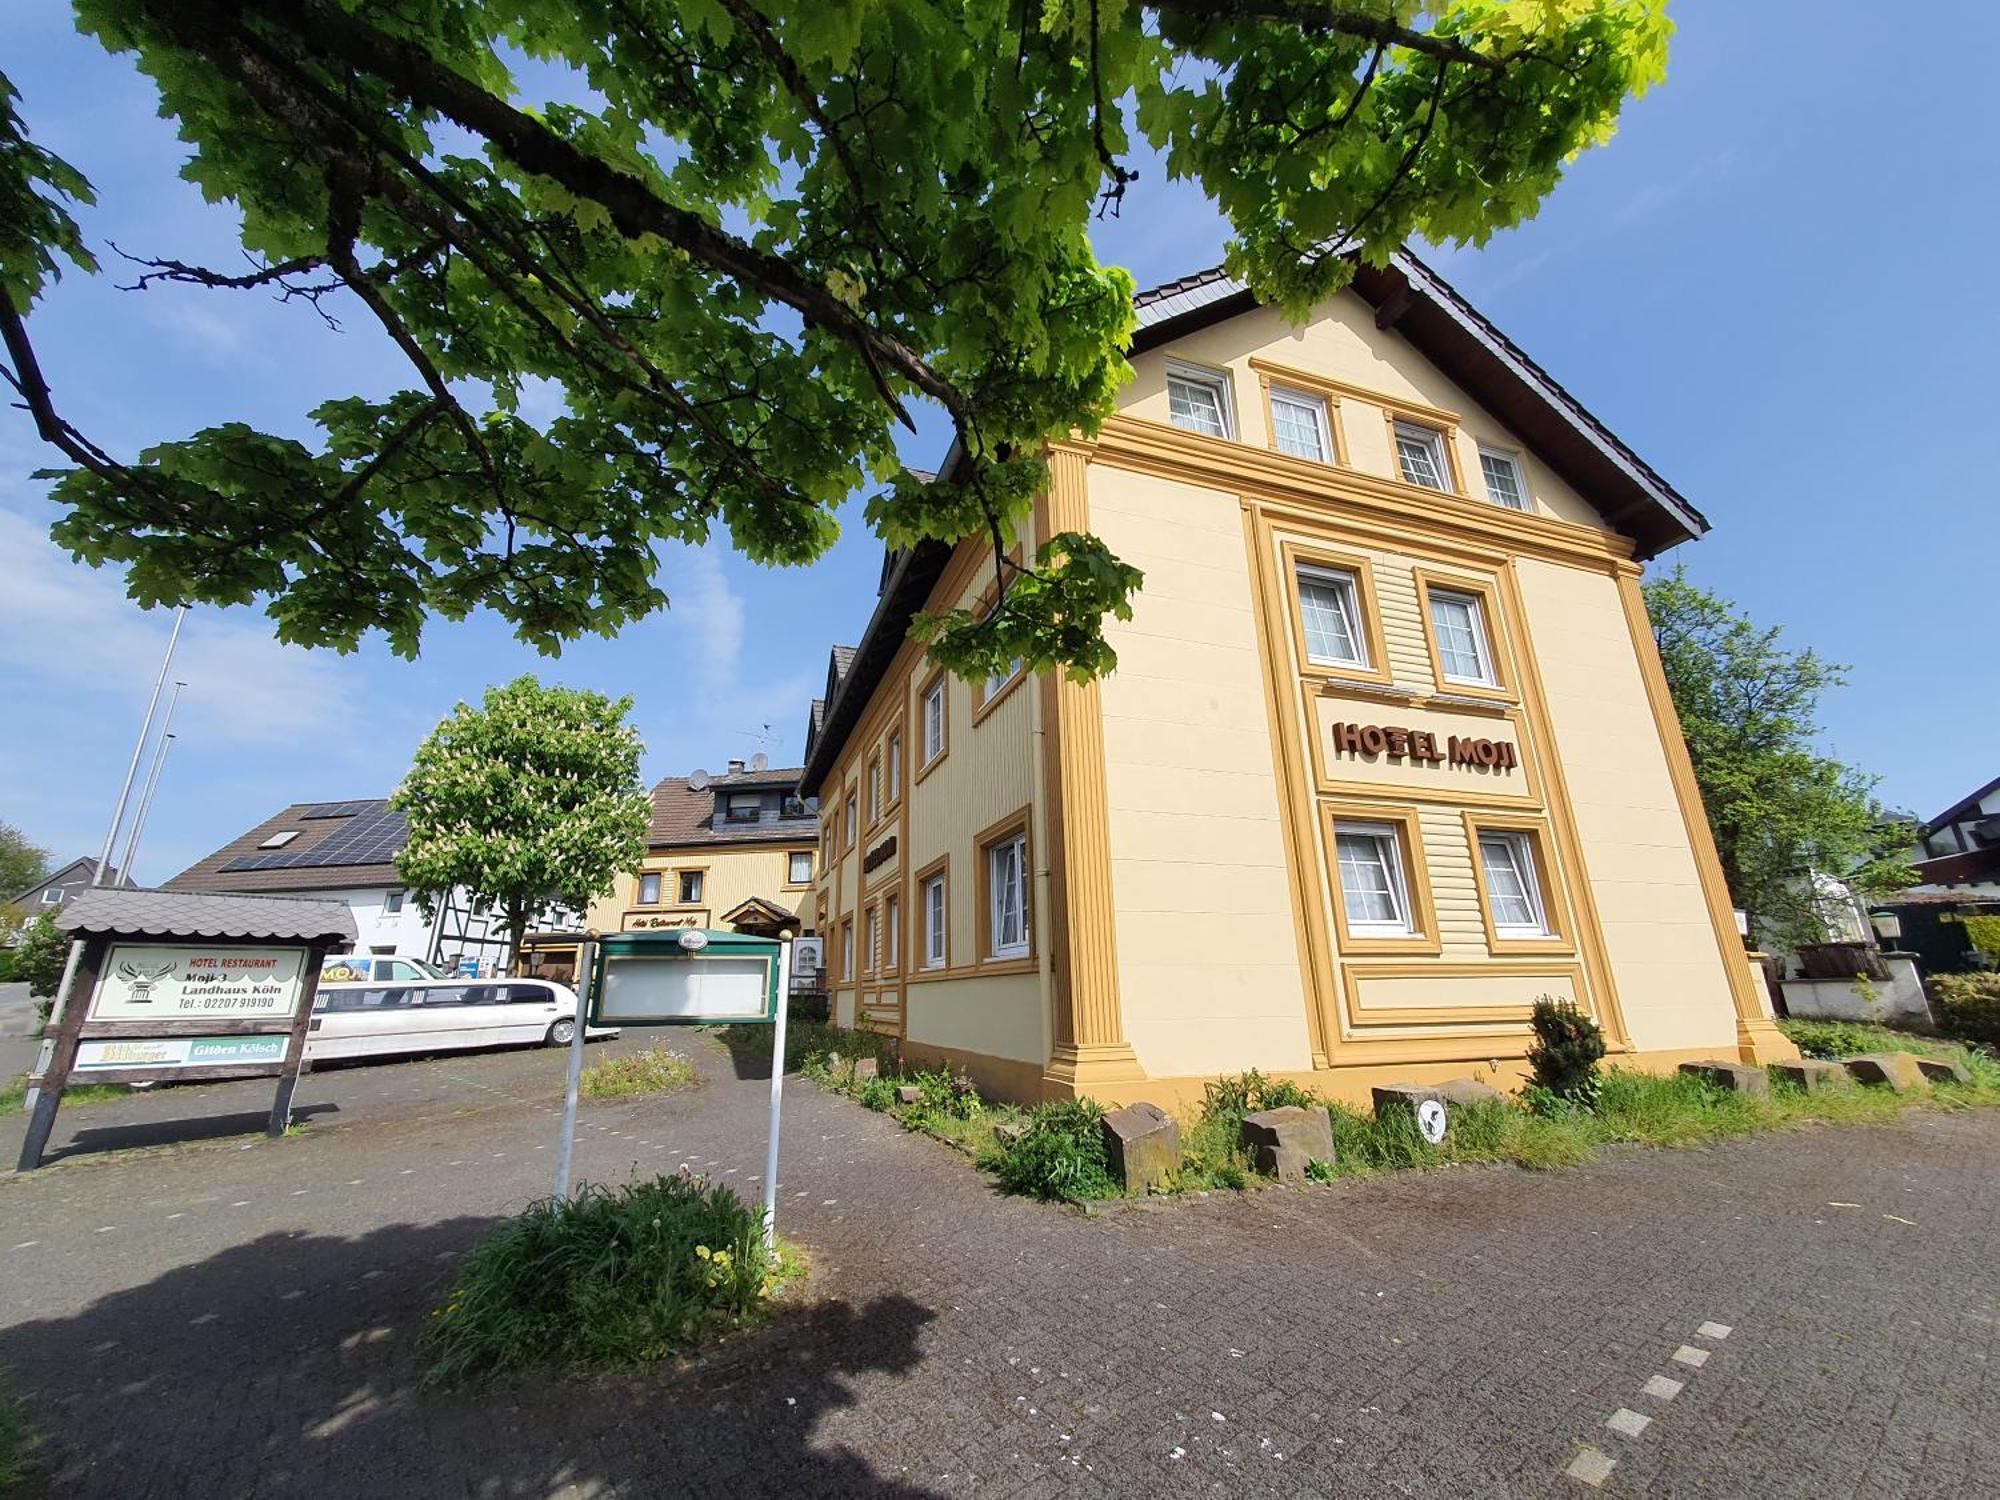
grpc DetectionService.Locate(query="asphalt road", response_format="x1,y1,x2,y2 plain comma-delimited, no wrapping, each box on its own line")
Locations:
1,1034,1995,1498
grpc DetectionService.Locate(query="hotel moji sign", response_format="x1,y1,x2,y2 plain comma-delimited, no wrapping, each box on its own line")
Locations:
1328,720,1519,771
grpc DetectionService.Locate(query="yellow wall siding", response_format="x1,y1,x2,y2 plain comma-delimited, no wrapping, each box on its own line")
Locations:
1090,465,1315,1079
1514,558,1739,1055
612,842,817,933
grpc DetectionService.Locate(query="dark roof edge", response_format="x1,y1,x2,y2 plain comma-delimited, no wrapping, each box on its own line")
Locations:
1924,772,2000,834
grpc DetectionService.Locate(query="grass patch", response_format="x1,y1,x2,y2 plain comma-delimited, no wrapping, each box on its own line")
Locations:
424,1173,796,1385
0,1373,29,1494
977,1099,1121,1202
0,1073,130,1113
579,1047,698,1100
1779,1017,1985,1062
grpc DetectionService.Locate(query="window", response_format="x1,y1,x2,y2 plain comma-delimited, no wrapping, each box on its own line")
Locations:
788,850,813,885
984,658,1022,705
887,730,903,802
922,678,947,765
637,873,662,905
923,872,947,969
1428,589,1496,686
867,756,881,823
885,894,900,971
840,918,854,981
1478,831,1550,936
258,829,300,849
677,870,704,905
1167,365,1233,438
384,890,406,914
1296,565,1369,668
1334,823,1413,936
1393,421,1451,491
844,794,857,848
1478,447,1529,511
1270,387,1332,462
41,887,62,904
864,905,879,973
726,794,761,823
987,833,1029,958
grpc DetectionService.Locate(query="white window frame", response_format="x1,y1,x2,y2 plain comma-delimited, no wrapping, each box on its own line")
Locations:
922,679,946,764
1393,420,1452,492
1269,386,1332,462
40,888,61,904
922,873,947,969
1477,446,1530,511
987,833,1030,959
1296,564,1370,669
1428,588,1497,687
844,795,857,847
984,658,1022,705
258,829,300,849
636,872,662,906
384,890,406,915
1166,362,1235,440
885,893,900,971
864,905,879,974
1333,821,1414,937
1479,830,1551,937
887,730,902,801
840,918,854,982
788,850,813,885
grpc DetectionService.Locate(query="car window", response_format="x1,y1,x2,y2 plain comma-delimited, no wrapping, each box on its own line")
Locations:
505,984,556,1005
320,986,410,1012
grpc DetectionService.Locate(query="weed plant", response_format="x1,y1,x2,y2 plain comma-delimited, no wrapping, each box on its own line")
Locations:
579,1047,698,1100
425,1174,788,1384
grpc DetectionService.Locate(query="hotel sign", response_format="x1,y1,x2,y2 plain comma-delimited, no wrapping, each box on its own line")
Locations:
1328,721,1519,771
86,944,307,1024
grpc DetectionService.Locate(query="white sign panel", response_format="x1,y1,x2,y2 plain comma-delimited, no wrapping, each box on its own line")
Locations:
87,944,308,1024
597,955,773,1024
1417,1098,1448,1144
74,1035,291,1072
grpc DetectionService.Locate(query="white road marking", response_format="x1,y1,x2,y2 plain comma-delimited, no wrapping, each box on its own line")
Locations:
1565,1448,1617,1487
1606,1408,1651,1438
11,1242,37,1251
1641,1375,1683,1401
1697,1321,1733,1340
1672,1345,1709,1368
95,1225,115,1234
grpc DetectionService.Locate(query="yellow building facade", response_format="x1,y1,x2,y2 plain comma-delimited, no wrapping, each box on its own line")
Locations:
801,253,1795,1107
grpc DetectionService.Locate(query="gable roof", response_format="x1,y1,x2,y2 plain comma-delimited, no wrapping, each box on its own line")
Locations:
59,886,356,943
804,248,1712,795
647,772,817,849
10,856,115,903
163,799,407,893
1923,773,2000,835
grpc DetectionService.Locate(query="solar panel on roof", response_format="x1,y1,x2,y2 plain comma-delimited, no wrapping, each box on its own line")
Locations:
219,805,410,873
300,799,380,820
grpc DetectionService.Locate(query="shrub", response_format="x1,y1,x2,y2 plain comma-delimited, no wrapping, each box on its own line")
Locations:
1779,1018,1884,1059
1200,1069,1321,1134
903,1068,983,1122
981,1098,1120,1201
425,1174,783,1384
0,1372,28,1492
1526,996,1606,1107
1933,972,2000,1048
854,1074,900,1112
579,1047,698,1100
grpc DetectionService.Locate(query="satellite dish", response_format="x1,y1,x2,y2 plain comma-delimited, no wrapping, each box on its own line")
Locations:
750,751,769,772
687,768,710,791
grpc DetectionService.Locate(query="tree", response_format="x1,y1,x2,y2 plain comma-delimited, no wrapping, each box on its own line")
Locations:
0,820,49,899
1645,567,1916,949
14,911,70,1001
392,675,651,962
2,1,1669,680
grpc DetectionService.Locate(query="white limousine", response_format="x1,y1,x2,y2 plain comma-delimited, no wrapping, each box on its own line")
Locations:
305,976,617,1063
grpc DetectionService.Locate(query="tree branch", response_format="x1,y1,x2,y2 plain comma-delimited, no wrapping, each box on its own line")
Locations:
1145,0,1509,71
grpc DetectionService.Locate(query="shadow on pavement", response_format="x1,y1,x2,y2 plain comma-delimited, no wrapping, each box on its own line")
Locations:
37,1101,341,1165
0,1216,943,1499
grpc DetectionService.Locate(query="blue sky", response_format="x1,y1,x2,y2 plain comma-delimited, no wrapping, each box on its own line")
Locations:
3,1,1993,885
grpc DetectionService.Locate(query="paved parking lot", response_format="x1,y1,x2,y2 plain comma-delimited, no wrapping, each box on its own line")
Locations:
2,1035,1996,1498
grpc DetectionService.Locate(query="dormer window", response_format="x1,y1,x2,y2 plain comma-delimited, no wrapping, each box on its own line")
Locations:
725,794,761,823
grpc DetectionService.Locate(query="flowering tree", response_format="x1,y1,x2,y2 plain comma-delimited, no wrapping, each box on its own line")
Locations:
3,0,1671,681
392,676,652,963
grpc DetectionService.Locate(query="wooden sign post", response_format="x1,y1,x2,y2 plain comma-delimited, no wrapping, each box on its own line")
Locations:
18,889,357,1171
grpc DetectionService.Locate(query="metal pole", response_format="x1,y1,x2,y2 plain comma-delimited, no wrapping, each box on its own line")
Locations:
119,682,185,886
761,940,793,1252
553,935,597,1201
97,605,186,888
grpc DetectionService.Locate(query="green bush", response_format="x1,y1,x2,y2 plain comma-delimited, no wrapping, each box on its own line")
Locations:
579,1047,698,1099
1526,996,1606,1107
981,1098,1120,1201
854,1074,900,1111
1779,1017,1886,1059
1932,972,2000,1047
0,1372,28,1492
425,1174,783,1384
903,1068,983,1122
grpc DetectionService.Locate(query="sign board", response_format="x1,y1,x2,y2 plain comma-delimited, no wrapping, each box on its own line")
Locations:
88,944,306,1023
1417,1098,1448,1144
75,1035,290,1072
588,930,786,1026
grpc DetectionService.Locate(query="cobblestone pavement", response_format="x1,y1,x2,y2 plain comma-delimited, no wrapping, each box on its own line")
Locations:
1,1035,1995,1499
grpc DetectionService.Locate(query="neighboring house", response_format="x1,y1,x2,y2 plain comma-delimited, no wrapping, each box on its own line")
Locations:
11,856,119,911
801,249,1794,1106
1873,775,2000,974
594,759,820,937
162,799,539,973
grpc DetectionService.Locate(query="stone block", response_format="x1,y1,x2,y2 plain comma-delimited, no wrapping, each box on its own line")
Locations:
1769,1059,1850,1092
1371,1078,1507,1128
1100,1102,1182,1195
894,1084,924,1105
1913,1056,1972,1086
1240,1104,1335,1181
992,1120,1027,1149
1842,1052,1929,1091
1678,1060,1770,1097
851,1057,879,1081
